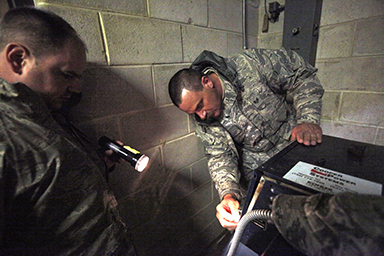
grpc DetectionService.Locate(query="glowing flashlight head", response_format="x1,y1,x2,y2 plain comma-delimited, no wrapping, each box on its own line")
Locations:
135,154,150,172
99,136,150,172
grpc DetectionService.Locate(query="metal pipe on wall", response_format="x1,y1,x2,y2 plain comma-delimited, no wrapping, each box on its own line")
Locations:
242,0,247,49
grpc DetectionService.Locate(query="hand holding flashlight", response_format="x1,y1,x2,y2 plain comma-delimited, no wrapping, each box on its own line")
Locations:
98,136,149,172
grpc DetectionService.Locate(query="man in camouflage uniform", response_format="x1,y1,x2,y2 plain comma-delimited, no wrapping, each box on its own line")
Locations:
168,48,323,230
0,7,133,255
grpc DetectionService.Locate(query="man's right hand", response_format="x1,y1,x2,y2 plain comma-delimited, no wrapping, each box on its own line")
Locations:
216,194,240,231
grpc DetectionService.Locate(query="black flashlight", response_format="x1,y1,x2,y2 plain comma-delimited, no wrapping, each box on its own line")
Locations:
98,136,149,172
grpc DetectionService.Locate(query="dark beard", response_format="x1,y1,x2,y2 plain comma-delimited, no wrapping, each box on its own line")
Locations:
194,105,225,125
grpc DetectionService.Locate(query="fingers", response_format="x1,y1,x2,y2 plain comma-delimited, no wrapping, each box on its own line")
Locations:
303,130,316,146
216,212,238,231
309,131,322,145
305,125,322,145
315,128,322,143
216,196,240,231
291,123,322,146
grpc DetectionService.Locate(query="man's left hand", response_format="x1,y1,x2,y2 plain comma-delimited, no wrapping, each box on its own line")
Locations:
102,140,124,169
291,123,322,146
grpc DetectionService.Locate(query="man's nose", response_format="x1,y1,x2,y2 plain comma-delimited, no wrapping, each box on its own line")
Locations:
196,110,206,120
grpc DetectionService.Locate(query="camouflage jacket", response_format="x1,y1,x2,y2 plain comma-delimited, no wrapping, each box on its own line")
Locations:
272,192,384,256
0,78,130,255
193,48,324,200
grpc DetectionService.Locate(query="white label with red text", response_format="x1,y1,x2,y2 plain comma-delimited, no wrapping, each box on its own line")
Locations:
283,161,382,195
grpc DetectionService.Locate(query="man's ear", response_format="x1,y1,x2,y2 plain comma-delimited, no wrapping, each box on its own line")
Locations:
201,75,213,89
5,43,31,75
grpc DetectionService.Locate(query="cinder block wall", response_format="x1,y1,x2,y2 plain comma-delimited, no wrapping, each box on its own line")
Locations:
0,1,9,17
258,0,384,146
33,0,259,255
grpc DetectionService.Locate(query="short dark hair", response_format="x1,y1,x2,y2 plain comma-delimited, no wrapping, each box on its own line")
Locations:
0,7,86,58
168,68,204,107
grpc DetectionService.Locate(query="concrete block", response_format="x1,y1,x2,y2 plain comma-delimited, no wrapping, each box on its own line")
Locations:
209,0,242,33
108,147,164,235
142,195,207,254
257,33,283,49
128,221,167,255
173,224,203,255
162,167,193,203
179,218,223,255
37,5,106,64
120,105,189,150
197,203,220,230
340,92,384,126
130,194,215,255
76,116,120,144
109,146,163,201
353,17,384,56
320,0,384,26
163,134,205,171
192,206,219,244
156,183,213,226
321,120,377,144
153,64,190,107
72,66,154,120
201,221,227,250
191,159,210,190
160,197,196,224
376,128,384,146
176,219,200,244
185,182,213,211
188,114,197,133
228,33,244,57
122,199,198,255
192,201,217,229
148,0,207,26
35,0,146,15
0,1,9,18
321,91,341,121
182,26,228,62
102,14,182,65
316,23,355,59
316,57,384,92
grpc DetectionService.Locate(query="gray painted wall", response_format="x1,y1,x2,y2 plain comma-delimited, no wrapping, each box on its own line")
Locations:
0,0,9,17
259,0,384,146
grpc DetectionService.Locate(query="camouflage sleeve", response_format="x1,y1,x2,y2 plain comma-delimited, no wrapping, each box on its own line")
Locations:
244,48,324,125
272,192,384,256
195,124,243,200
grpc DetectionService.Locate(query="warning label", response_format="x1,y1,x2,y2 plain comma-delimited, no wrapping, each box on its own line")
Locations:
283,161,382,195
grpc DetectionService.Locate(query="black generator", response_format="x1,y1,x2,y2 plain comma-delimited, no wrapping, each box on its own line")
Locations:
225,135,384,256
